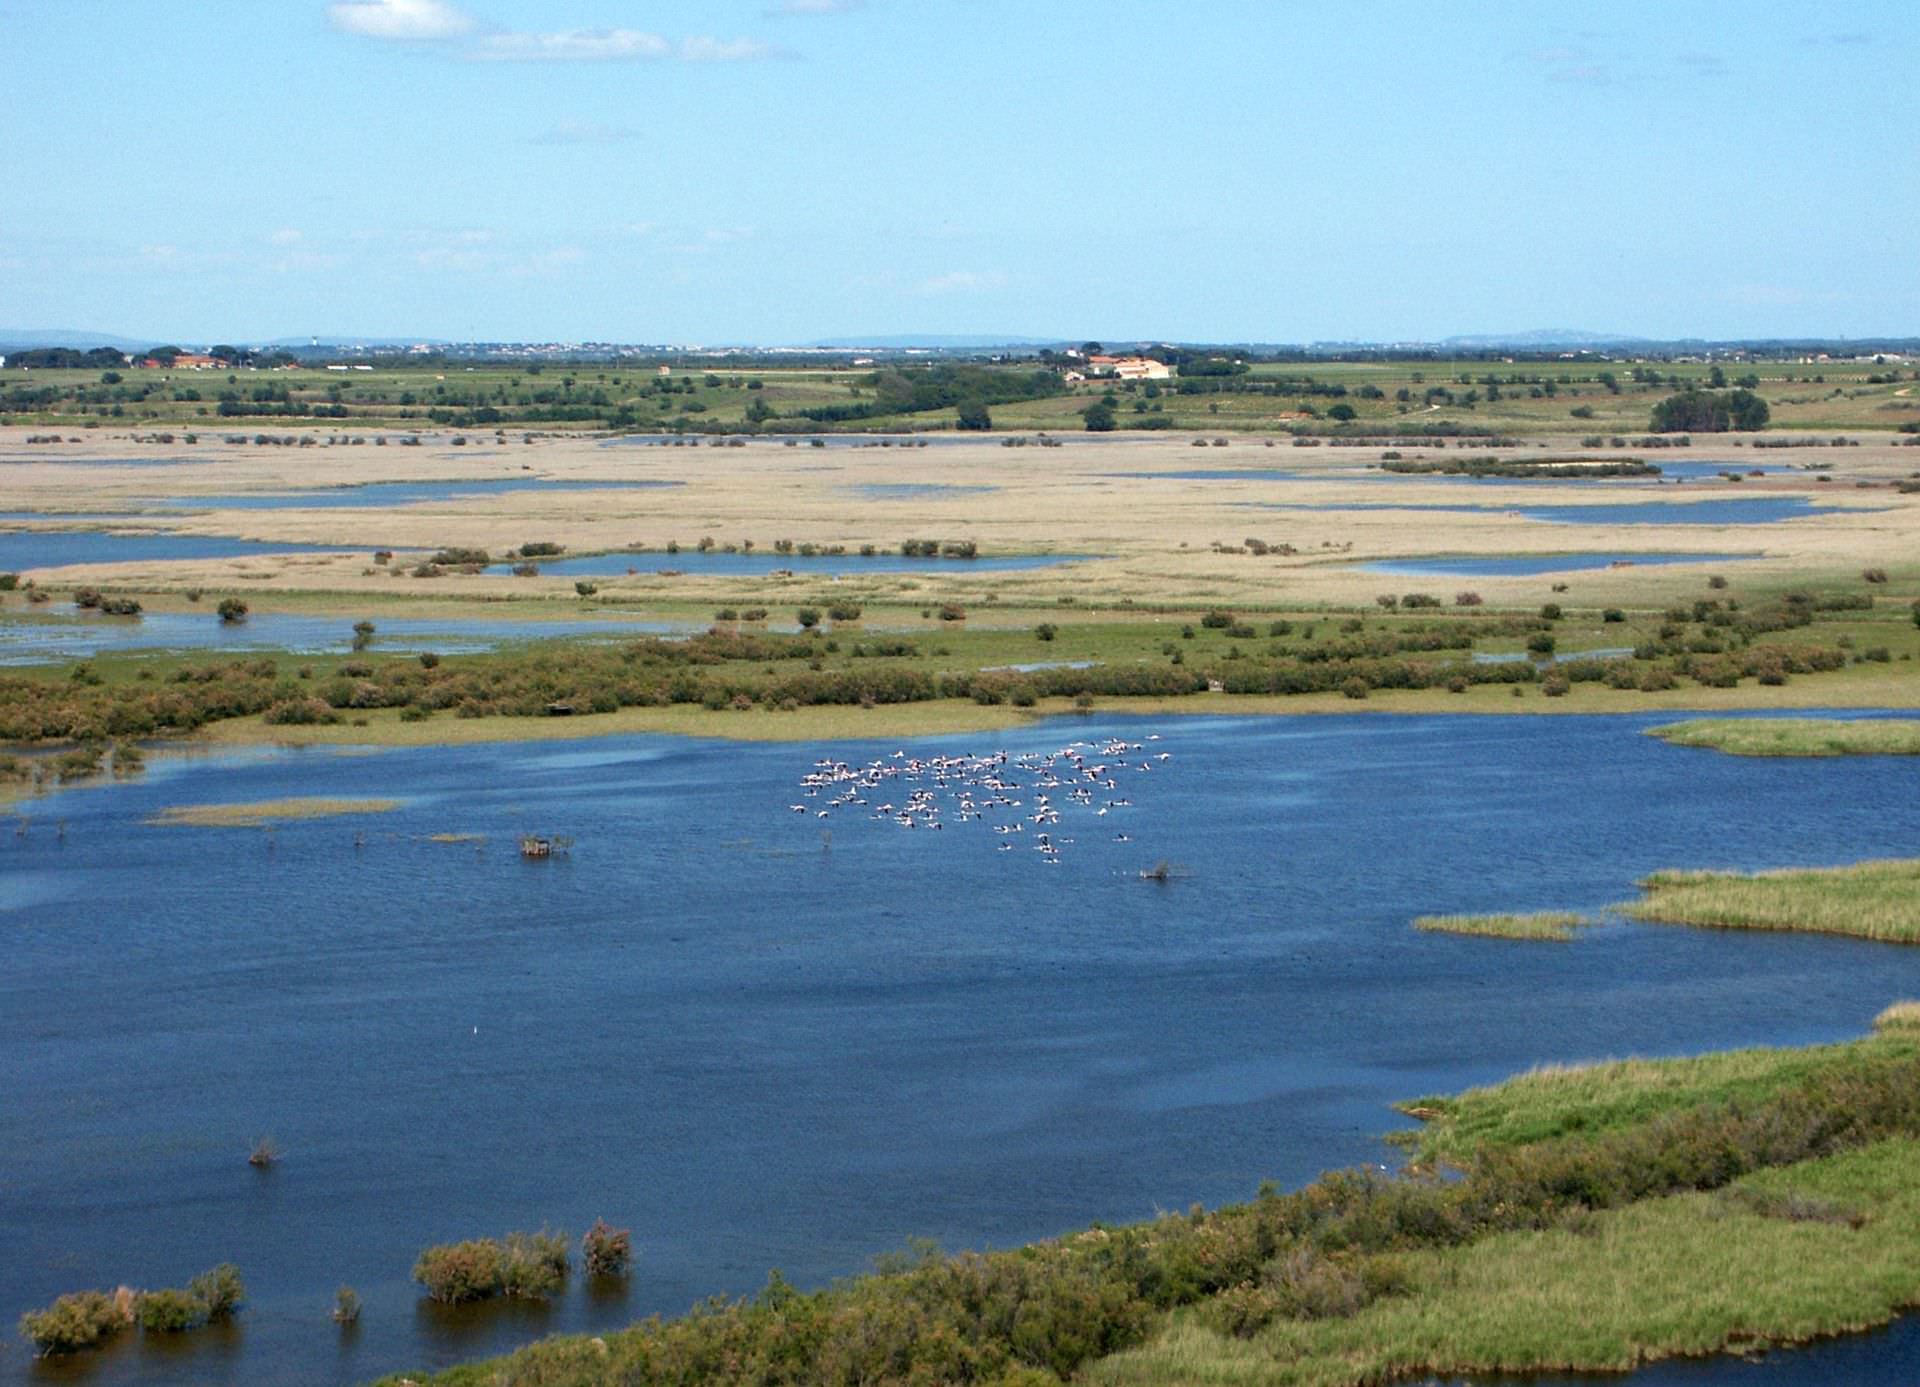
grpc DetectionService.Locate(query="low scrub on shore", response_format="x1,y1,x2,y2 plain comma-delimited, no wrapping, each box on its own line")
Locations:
1413,912,1591,941
1648,717,1920,757
1621,858,1920,944
376,1032,1920,1387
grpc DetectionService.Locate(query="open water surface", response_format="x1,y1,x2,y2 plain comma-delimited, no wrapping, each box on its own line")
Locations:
0,532,366,571
5,713,1920,1385
1247,497,1847,525
487,549,1091,577
1358,552,1759,576
144,479,684,511
0,609,696,665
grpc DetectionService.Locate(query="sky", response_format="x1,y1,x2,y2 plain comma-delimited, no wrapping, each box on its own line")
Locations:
1,0,1915,345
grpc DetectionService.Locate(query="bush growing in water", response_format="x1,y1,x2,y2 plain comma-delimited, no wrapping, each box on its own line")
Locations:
18,1290,133,1356
136,1288,204,1334
216,597,248,623
583,1220,633,1278
414,1231,568,1304
332,1285,361,1324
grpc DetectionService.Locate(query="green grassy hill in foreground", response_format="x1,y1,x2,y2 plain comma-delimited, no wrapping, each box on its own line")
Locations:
375,1015,1920,1387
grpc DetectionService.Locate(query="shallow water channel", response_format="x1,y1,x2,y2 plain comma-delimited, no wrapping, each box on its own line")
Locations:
5,713,1919,1385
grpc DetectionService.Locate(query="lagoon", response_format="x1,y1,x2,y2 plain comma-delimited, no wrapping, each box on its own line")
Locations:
4,712,1919,1385
0,530,365,571
1357,552,1758,576
487,549,1090,577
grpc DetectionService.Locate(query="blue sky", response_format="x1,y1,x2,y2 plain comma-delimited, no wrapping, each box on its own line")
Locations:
1,0,1914,344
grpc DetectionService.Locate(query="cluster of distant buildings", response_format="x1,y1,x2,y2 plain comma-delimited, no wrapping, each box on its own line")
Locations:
1061,354,1174,383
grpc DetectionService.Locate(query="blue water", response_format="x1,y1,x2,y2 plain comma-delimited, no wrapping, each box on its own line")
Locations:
1118,460,1803,486
0,610,696,665
1248,498,1843,525
0,531,365,570
488,549,1091,577
5,712,1920,1386
147,479,684,511
1359,552,1759,576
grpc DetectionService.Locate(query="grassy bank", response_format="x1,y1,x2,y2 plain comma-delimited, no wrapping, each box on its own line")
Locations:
1649,716,1920,756
1412,912,1592,941
144,797,400,828
1622,858,1920,945
373,1025,1920,1387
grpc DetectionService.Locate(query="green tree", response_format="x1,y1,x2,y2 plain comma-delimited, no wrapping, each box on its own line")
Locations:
1081,399,1117,432
956,402,992,431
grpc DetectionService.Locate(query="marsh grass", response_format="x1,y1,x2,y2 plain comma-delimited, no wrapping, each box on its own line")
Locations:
1621,858,1920,944
1413,911,1591,941
1393,1032,1920,1167
1088,1137,1920,1387
144,797,400,827
1874,1000,1920,1032
1649,717,1920,757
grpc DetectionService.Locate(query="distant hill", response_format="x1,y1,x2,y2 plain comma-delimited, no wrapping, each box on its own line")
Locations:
807,334,1066,350
0,328,161,352
1438,329,1654,350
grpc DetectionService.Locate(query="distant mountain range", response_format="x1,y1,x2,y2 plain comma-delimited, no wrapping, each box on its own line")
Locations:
5,327,1915,357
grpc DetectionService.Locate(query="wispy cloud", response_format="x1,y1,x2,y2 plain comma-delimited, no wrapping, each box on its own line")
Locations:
1520,45,1616,87
531,121,643,146
917,270,1007,296
1675,51,1726,76
473,27,672,61
328,0,473,40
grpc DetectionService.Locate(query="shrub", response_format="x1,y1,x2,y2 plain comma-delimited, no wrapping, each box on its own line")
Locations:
332,1285,360,1324
827,603,862,622
1526,633,1556,655
582,1219,632,1278
1602,608,1625,623
1200,610,1234,629
1708,574,1728,589
1540,602,1563,621
216,597,248,623
575,581,598,597
1035,623,1057,642
1862,567,1888,584
1454,591,1482,606
796,607,822,628
263,697,337,726
19,1291,133,1356
419,651,440,669
938,603,966,622
1541,672,1571,697
190,1264,245,1319
501,1229,570,1300
0,573,17,591
414,1240,504,1303
1340,677,1369,700
137,1288,205,1334
511,562,539,577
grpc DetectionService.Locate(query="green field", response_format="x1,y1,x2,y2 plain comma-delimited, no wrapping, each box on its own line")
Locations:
7,353,1920,437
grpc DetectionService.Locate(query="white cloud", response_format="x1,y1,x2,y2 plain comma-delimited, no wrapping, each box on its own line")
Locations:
917,271,1007,296
268,228,304,246
473,28,671,61
328,0,473,40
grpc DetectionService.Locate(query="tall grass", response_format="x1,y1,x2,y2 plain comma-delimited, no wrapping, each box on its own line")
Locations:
1413,912,1590,941
1649,718,1920,758
1622,858,1920,944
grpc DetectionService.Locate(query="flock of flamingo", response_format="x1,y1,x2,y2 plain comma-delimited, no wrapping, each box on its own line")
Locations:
788,736,1172,864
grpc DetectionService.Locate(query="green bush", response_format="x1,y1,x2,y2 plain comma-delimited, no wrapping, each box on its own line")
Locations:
190,1264,245,1319
18,1290,132,1356
414,1240,505,1303
501,1229,570,1300
216,597,248,623
333,1285,361,1324
136,1288,205,1334
583,1219,633,1278
796,607,822,629
1035,623,1057,642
